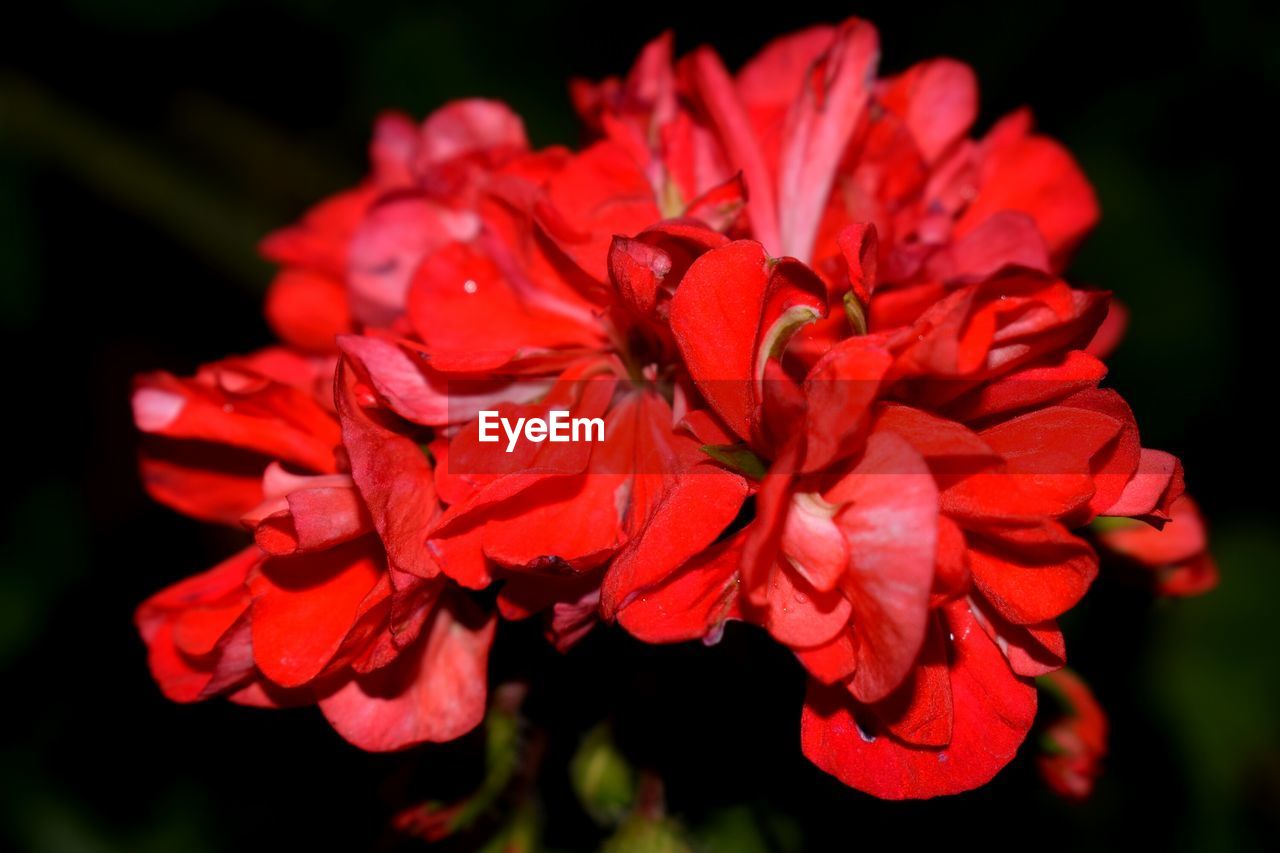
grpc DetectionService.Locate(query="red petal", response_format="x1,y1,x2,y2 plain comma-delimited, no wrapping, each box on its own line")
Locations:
871,613,953,747
265,268,352,353
968,521,1098,624
879,59,976,164
336,360,442,578
670,241,825,446
837,222,878,305
774,19,879,262
958,112,1099,268
801,599,1036,799
601,461,749,617
250,543,383,688
825,430,938,702
416,99,528,168
616,531,747,644
795,631,859,684
801,336,893,471
1101,448,1183,521
348,194,479,326
683,48,782,252
319,590,495,751
407,240,603,373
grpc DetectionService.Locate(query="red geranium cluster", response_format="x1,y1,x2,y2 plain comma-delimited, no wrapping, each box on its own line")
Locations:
133,19,1214,799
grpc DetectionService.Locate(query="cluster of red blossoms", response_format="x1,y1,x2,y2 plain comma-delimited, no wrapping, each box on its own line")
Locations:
132,19,1214,800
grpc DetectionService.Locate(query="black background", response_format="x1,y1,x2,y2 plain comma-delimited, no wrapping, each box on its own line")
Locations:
2,1,1278,850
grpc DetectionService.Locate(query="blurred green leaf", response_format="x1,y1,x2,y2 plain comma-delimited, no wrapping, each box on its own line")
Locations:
570,724,637,827
0,74,273,289
1147,521,1280,851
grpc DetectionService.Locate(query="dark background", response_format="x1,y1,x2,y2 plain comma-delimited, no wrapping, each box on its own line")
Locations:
2,1,1278,850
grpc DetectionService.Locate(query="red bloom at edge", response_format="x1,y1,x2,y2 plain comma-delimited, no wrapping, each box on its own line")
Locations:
132,16,1213,803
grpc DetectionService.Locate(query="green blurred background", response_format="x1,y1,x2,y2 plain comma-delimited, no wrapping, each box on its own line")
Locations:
2,1,1277,850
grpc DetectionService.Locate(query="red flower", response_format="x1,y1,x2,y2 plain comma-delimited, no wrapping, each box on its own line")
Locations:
1093,494,1218,596
261,100,537,349
133,351,496,751
573,21,1097,328
132,16,1212,805
1035,668,1108,801
602,227,1188,797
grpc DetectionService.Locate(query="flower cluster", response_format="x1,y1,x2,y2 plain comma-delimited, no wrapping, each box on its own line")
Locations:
133,19,1213,799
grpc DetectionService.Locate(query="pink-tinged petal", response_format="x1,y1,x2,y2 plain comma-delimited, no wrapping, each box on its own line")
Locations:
132,366,341,477
226,677,314,710
250,543,384,688
972,600,1066,677
571,31,675,137
497,570,601,652
254,481,372,556
879,59,977,164
736,25,836,120
682,47,782,252
1152,552,1219,597
801,599,1036,799
194,614,257,698
338,335,447,424
416,99,528,168
968,521,1098,624
942,211,1051,281
1101,448,1183,520
347,194,480,326
369,111,417,185
319,590,495,751
780,492,848,592
764,561,853,649
825,430,938,702
499,571,603,652
545,583,602,652
338,334,553,428
336,360,442,579
775,19,879,263
1098,494,1206,567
